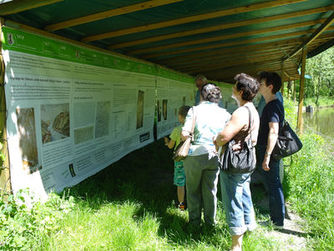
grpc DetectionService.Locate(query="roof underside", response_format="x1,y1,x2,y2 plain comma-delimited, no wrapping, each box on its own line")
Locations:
2,0,334,83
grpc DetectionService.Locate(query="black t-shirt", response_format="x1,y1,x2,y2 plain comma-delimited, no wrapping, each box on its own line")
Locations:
257,99,284,146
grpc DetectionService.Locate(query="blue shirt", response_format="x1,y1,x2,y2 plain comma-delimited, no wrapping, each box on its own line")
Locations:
183,101,231,156
258,99,284,146
257,91,283,117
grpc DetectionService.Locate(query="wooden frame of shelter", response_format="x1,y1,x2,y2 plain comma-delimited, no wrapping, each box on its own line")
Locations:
0,0,334,194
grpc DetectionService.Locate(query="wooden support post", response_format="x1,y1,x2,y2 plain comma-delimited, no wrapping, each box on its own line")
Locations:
293,80,296,101
280,62,284,96
297,46,307,133
0,18,11,195
287,79,292,99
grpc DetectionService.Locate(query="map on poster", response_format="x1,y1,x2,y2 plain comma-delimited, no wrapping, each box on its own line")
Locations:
2,26,194,198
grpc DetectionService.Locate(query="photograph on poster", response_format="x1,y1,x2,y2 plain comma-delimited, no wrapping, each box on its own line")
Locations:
136,90,144,129
95,101,110,138
16,107,40,174
162,99,168,120
41,104,70,144
74,126,94,145
157,100,161,122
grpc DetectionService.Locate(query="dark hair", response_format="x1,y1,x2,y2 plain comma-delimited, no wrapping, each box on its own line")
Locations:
178,105,191,118
258,71,282,94
234,73,259,101
201,83,222,103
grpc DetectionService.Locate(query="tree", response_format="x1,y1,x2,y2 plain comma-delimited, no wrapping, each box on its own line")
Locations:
305,46,334,106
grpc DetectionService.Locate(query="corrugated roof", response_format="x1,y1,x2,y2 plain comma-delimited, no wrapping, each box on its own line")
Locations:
1,0,334,82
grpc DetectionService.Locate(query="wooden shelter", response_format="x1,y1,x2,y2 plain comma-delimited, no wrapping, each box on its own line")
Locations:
0,0,333,82
0,0,334,194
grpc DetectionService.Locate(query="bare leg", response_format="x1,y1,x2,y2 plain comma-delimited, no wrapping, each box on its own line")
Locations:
177,186,185,204
231,234,243,251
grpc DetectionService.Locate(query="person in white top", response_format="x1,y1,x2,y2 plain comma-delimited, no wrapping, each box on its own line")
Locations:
182,83,231,228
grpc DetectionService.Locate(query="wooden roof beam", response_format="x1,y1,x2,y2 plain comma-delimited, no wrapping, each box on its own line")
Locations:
163,45,296,68
184,56,285,74
82,0,306,42
129,18,326,55
45,0,183,32
283,10,334,61
141,27,334,59
0,0,63,15
205,65,297,80
109,4,334,50
175,51,291,71
158,38,303,63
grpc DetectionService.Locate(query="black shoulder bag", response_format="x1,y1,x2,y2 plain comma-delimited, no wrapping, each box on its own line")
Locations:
271,105,303,160
219,106,256,174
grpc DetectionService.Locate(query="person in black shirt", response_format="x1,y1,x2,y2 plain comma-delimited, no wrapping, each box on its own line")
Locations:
257,72,285,228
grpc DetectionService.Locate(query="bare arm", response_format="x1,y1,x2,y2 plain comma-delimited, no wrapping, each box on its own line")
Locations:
262,122,279,171
214,108,247,147
164,137,176,149
181,131,190,141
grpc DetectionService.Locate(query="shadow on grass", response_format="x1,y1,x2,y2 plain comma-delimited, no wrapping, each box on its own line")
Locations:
60,139,288,248
62,139,214,244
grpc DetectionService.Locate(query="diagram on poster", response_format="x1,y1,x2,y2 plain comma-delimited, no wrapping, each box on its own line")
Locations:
95,101,110,138
16,107,40,174
41,103,70,144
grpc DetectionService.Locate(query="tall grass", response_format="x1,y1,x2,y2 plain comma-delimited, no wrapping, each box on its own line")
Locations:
283,100,334,250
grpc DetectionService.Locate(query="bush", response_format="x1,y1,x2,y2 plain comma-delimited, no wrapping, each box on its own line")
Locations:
0,190,74,250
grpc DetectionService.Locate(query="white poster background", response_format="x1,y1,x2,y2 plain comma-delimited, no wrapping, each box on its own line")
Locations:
156,77,195,139
4,50,156,198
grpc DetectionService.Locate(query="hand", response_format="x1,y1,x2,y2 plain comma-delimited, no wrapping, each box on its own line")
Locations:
164,137,169,146
262,155,271,171
213,136,219,152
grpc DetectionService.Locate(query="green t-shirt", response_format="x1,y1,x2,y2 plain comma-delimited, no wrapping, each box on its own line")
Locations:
169,125,182,150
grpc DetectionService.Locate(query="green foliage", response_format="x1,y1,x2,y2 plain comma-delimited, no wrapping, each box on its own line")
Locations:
304,96,334,107
0,190,74,250
283,99,297,128
305,47,334,105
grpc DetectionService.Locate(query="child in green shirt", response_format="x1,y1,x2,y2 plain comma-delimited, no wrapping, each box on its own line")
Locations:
164,105,191,211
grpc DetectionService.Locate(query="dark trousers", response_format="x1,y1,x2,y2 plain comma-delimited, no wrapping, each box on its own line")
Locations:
257,146,285,226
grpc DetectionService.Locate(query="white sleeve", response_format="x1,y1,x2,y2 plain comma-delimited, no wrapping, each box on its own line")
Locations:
182,107,194,133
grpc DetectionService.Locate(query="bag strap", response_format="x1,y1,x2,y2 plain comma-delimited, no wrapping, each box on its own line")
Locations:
190,107,196,141
244,105,254,146
274,100,285,130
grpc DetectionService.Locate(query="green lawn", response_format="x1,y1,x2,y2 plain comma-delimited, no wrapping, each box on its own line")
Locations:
1,139,282,250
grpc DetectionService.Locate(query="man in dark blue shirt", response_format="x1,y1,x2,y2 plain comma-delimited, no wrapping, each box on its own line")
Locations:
257,71,285,228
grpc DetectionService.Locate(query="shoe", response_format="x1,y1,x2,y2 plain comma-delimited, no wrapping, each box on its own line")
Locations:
178,202,185,211
259,220,283,230
273,224,284,230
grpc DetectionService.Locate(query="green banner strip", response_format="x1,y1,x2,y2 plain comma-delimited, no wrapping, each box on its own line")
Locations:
2,26,193,83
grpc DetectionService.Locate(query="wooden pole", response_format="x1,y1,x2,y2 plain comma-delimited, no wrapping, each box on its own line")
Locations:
280,62,284,96
297,46,307,132
293,80,296,101
0,18,12,195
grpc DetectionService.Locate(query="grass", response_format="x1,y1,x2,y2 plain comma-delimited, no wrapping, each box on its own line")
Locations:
284,133,334,250
282,100,334,250
1,139,283,250
35,141,279,250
